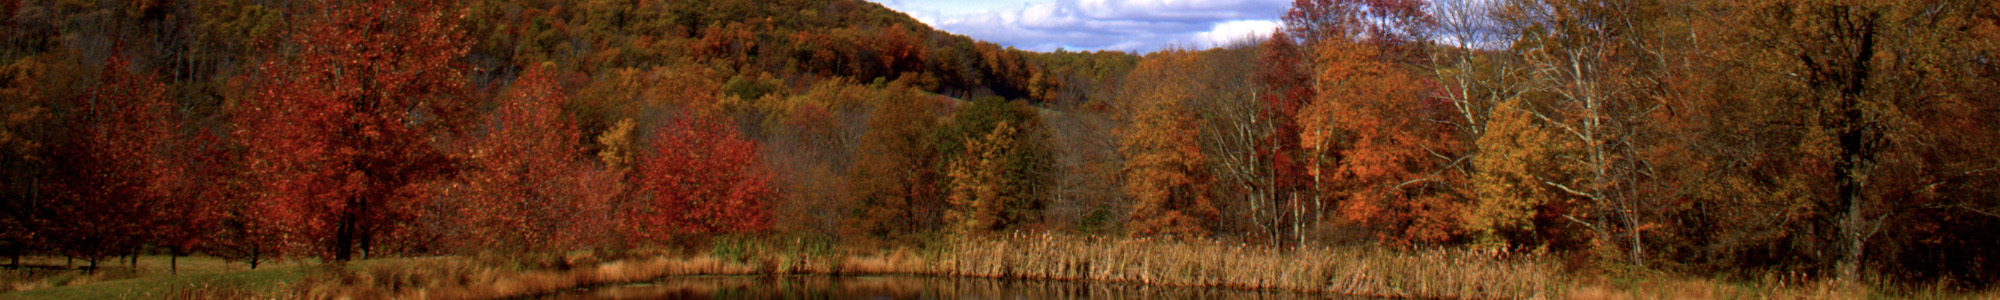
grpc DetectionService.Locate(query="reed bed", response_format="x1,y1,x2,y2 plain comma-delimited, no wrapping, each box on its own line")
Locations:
296,253,767,299
298,233,1561,299
924,232,1555,299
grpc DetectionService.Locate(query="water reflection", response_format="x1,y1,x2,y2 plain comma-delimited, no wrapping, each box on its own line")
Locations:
541,275,1376,300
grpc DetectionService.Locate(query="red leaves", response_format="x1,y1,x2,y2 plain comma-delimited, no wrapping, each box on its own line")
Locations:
235,0,471,260
44,54,177,261
451,65,618,252
625,116,773,242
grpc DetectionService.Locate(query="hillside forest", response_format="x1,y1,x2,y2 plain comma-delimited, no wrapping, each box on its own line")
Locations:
2,0,1998,290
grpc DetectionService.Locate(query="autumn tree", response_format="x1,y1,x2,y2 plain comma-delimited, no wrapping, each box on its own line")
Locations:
1726,0,2000,283
43,54,177,270
936,96,1054,234
1252,32,1316,246
0,51,84,267
626,116,773,242
234,0,471,261
846,76,944,239
1119,50,1220,238
1489,0,1679,265
1182,44,1280,242
1274,0,1446,246
1304,36,1464,246
1465,97,1590,249
944,121,1017,234
755,78,876,236
449,65,619,252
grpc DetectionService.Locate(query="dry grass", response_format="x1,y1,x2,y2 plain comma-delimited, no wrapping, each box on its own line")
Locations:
295,252,773,299
920,233,1556,299
299,233,1561,299
244,234,2000,300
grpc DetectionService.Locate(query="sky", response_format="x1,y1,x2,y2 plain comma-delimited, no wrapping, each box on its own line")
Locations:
864,0,1289,53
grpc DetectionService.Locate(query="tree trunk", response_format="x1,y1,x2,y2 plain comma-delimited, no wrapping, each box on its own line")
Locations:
249,246,261,270
1831,13,1880,286
1626,210,1645,267
334,197,359,261
1835,135,1874,284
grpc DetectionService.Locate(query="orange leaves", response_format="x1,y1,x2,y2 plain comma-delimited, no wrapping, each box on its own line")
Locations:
1119,50,1219,238
1306,37,1463,246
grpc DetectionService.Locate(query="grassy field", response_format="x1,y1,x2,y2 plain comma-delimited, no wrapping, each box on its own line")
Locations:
3,235,1995,299
0,255,307,300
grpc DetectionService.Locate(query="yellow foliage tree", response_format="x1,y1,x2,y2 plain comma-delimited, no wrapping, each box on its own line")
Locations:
945,122,1017,235
1466,97,1587,248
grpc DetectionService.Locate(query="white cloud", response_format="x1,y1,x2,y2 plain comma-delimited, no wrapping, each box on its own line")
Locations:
1194,19,1280,48
869,0,1289,53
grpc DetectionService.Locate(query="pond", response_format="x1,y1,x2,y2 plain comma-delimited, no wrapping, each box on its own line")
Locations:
540,275,1381,300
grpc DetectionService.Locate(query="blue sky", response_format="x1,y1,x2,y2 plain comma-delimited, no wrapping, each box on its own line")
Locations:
865,0,1289,53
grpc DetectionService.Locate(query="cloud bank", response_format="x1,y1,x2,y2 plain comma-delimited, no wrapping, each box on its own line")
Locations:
871,0,1288,53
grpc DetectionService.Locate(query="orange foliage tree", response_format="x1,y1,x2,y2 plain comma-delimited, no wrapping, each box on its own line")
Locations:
1304,36,1463,246
1119,50,1219,238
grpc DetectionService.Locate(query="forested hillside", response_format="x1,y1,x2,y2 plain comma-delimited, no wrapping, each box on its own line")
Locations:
2,0,1998,293
0,0,1134,267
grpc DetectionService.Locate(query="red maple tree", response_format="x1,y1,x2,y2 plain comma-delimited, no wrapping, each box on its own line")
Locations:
624,116,773,243
234,0,471,261
455,65,618,251
44,54,176,269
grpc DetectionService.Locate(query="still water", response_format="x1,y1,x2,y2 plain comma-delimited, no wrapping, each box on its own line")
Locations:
540,275,1378,300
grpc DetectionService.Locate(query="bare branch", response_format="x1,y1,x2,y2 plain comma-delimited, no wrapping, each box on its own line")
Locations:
1544,180,1594,198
